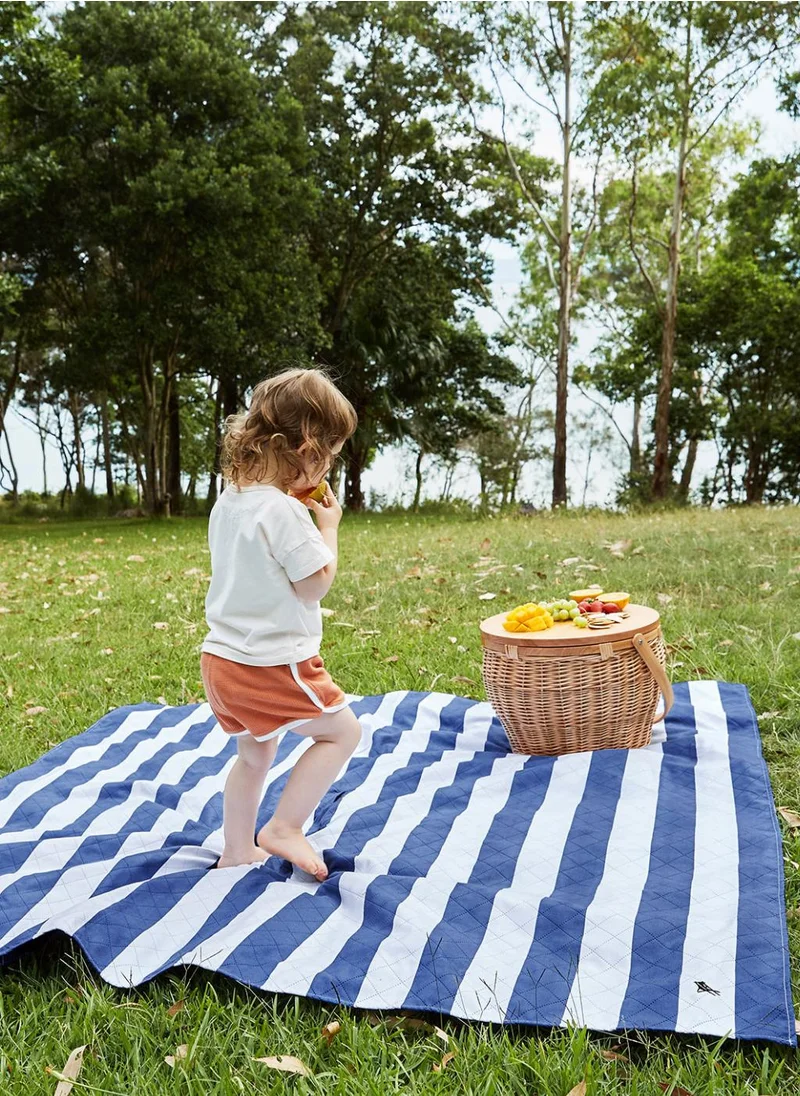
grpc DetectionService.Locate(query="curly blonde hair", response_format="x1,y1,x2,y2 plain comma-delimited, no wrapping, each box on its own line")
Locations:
221,367,357,490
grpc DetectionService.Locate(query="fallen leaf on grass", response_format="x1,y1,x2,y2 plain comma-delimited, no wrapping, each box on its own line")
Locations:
321,1020,341,1045
254,1055,312,1077
384,655,399,663
717,639,734,648
164,1045,189,1068
477,592,496,601
632,545,645,555
599,1048,628,1061
5,685,12,699
24,706,47,716
452,676,477,686
432,1051,456,1072
480,538,491,552
657,1084,694,1096
100,648,114,656
656,593,673,605
46,1044,86,1095
153,621,169,630
166,999,185,1017
778,807,800,828
559,556,583,566
331,621,356,628
320,607,335,618
606,538,633,556
567,1083,587,1096
791,632,800,642
126,554,145,563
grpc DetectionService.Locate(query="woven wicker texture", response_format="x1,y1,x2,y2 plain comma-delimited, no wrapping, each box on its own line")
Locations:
480,605,670,756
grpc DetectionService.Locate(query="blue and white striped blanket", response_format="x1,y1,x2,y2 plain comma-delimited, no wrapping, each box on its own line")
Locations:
0,682,793,1044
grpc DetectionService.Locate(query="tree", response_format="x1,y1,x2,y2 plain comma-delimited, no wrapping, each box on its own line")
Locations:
591,1,800,498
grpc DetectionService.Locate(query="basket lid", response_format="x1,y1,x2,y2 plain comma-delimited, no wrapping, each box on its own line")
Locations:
480,602,661,647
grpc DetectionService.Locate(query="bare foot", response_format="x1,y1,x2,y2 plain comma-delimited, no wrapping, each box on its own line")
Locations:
215,845,270,869
257,820,328,880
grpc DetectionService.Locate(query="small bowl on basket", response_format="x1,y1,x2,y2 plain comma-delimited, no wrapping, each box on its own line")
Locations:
480,604,673,756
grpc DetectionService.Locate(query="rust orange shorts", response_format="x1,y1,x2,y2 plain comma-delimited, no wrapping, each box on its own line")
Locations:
200,652,347,742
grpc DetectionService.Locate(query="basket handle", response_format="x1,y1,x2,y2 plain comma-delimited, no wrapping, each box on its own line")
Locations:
632,632,674,724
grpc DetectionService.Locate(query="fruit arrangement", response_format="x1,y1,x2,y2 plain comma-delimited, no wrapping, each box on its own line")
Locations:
502,603,554,632
502,588,632,634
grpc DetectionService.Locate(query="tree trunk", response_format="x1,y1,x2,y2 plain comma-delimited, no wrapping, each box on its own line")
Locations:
166,367,182,515
99,393,114,501
678,437,698,500
208,377,224,507
0,424,19,501
412,448,424,512
344,444,367,511
69,390,85,490
652,14,692,500
630,394,642,477
552,19,572,510
0,336,23,438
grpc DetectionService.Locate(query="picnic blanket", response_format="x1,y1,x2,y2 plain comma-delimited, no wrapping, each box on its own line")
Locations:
0,681,794,1044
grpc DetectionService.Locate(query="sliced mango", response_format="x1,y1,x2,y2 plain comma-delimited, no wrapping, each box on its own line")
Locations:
502,602,555,633
569,587,604,601
598,591,630,609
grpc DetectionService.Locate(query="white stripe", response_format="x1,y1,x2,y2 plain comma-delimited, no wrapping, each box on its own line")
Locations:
675,681,738,1035
0,707,168,827
131,693,410,982
0,707,220,853
562,742,664,1029
352,751,527,1009
264,696,492,995
290,661,325,709
3,718,310,957
452,751,593,1023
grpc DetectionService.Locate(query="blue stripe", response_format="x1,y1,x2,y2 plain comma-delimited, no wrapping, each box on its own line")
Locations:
720,682,795,1046
402,742,556,1013
169,692,439,984
0,707,218,834
0,703,163,801
306,705,497,1002
618,686,699,1029
507,747,629,1024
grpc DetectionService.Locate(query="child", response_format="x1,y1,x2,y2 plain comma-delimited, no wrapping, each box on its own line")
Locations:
201,367,361,880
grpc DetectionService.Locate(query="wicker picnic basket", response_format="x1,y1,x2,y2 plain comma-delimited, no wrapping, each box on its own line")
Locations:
480,604,674,756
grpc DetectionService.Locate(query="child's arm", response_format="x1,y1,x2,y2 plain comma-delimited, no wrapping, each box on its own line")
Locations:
292,485,341,602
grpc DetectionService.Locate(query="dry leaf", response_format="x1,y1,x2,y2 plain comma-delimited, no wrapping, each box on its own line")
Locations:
331,621,356,628
50,1044,86,1095
479,538,491,552
759,581,772,591
778,807,800,828
432,1051,456,1072
452,676,477,686
560,556,582,566
320,607,335,617
254,1055,312,1077
656,593,673,605
477,592,496,601
164,1044,189,1068
5,684,12,699
405,566,423,579
606,539,632,556
25,706,47,716
166,999,185,1017
657,1084,694,1096
567,1083,587,1096
632,545,645,555
127,554,145,562
384,655,399,663
183,567,203,576
153,621,169,630
599,1048,628,1061
717,639,734,648
100,648,114,656
321,1020,341,1045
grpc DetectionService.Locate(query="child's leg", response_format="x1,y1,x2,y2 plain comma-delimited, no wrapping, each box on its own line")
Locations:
216,734,280,869
257,706,361,881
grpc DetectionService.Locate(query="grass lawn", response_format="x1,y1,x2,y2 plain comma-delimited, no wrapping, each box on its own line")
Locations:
1,506,799,1094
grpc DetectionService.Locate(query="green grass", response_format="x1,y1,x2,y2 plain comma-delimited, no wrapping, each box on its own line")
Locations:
1,507,799,1094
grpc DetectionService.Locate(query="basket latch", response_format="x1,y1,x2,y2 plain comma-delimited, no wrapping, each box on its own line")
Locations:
503,643,519,660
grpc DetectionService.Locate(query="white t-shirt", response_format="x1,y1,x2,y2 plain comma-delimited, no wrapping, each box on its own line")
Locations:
201,485,334,667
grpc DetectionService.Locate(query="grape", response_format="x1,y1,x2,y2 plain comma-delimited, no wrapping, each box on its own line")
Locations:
558,609,569,620
569,607,580,619
574,616,588,628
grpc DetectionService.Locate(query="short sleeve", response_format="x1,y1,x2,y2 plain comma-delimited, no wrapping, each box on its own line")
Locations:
261,495,334,583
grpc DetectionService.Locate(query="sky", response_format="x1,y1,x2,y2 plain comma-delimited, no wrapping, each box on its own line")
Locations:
5,15,800,508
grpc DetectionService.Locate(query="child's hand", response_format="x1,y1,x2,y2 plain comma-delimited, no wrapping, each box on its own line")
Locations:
305,482,342,530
